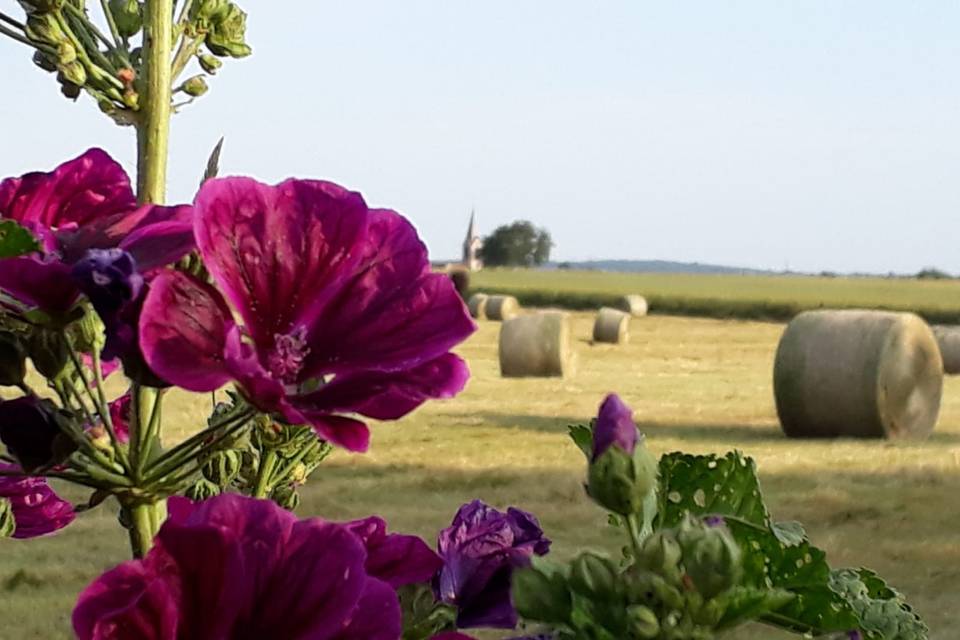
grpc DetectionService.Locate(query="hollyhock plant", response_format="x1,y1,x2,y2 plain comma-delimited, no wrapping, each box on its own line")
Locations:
435,500,551,629
591,392,639,459
73,494,434,639
0,462,75,538
0,148,194,322
139,176,476,451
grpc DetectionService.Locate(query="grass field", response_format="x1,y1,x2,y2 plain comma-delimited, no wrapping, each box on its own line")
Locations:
1,313,959,638
471,269,960,323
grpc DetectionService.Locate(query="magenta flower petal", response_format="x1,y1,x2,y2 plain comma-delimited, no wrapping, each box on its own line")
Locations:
300,414,371,453
0,463,75,538
297,353,470,421
59,204,193,267
193,177,369,345
72,554,181,640
0,255,81,315
107,393,131,443
303,208,476,376
592,393,639,460
332,577,402,640
0,148,136,230
139,271,235,392
344,516,444,588
119,220,195,272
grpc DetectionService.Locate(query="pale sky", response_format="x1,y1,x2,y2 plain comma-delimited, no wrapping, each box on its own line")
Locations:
2,1,959,273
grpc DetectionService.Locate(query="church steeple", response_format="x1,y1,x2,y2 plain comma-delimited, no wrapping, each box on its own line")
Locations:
462,209,483,271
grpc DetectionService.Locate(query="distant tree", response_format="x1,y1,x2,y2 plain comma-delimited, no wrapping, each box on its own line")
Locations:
916,267,952,280
480,220,553,267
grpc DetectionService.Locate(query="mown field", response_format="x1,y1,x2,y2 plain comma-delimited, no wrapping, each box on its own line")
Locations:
1,312,958,638
471,268,960,323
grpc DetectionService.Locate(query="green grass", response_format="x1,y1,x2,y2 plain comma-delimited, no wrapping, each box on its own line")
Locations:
471,269,960,323
2,314,959,638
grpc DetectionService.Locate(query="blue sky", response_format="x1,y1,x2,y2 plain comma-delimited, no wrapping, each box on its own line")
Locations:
2,1,959,273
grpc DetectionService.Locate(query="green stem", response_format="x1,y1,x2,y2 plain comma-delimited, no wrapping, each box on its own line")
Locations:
252,449,278,499
142,409,254,484
136,0,174,204
134,387,164,477
626,514,646,560
98,0,124,50
125,501,164,559
0,11,25,30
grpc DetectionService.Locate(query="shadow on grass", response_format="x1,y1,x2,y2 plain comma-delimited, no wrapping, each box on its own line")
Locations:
442,410,960,444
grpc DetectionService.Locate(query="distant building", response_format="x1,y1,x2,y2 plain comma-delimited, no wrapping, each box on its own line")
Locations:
462,209,483,271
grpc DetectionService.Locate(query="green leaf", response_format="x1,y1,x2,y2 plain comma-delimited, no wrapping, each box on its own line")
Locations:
829,568,928,639
657,451,769,528
398,583,457,640
0,221,40,259
771,520,806,547
717,586,795,629
568,422,593,459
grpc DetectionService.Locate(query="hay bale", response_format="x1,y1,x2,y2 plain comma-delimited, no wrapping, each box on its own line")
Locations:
616,295,648,317
448,268,470,299
485,295,520,321
593,307,630,344
932,326,960,374
773,310,942,439
467,293,489,319
499,311,575,377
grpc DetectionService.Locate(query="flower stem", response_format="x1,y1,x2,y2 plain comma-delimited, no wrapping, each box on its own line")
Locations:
136,0,174,204
125,500,165,559
252,449,278,499
626,513,646,560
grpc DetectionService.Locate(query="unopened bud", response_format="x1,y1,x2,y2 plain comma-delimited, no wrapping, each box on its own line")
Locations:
637,530,684,584
0,332,27,386
117,67,136,85
59,60,87,87
181,75,208,97
289,462,308,485
626,605,660,639
32,50,57,72
27,330,70,379
198,54,222,74
676,514,742,599
587,444,657,516
201,449,242,487
71,308,106,353
57,41,77,65
87,425,114,455
0,498,15,538
109,0,143,38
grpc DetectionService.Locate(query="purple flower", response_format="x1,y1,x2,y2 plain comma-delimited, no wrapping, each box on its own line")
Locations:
704,515,726,528
0,396,72,472
0,462,75,538
0,149,193,321
436,500,551,629
73,494,403,639
71,248,144,317
139,177,475,452
343,516,443,589
592,393,639,460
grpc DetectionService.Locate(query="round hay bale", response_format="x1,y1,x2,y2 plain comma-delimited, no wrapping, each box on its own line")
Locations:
448,268,470,299
499,311,575,378
932,326,960,374
773,310,942,439
485,295,520,321
467,293,489,319
616,295,648,317
593,307,630,344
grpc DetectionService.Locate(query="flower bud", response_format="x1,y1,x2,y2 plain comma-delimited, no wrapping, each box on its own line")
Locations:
676,515,742,599
569,552,619,600
626,605,660,639
201,449,242,487
72,249,144,317
108,0,143,38
587,444,657,516
32,50,58,72
27,329,70,379
636,530,684,584
59,60,87,87
71,307,106,353
591,394,639,460
198,54,222,74
0,331,27,386
0,397,76,472
185,478,220,501
270,483,300,511
288,461,308,485
182,75,209,97
0,498,15,538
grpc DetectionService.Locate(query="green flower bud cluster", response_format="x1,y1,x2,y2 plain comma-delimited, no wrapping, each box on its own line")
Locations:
185,477,220,501
242,421,331,507
20,5,136,115
515,515,745,639
188,0,252,58
0,498,16,538
587,442,658,516
108,0,142,39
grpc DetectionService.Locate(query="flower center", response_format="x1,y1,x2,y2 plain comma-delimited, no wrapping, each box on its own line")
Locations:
267,327,310,384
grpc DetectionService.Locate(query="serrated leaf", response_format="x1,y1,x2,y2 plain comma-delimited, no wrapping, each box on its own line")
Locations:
829,568,928,639
0,221,40,258
201,137,224,185
657,451,769,528
568,423,593,459
772,520,807,547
